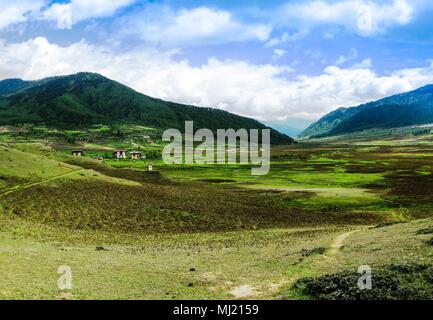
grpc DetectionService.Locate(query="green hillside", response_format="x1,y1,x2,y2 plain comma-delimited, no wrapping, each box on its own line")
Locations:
300,85,433,138
0,72,293,144
299,107,361,138
0,79,30,95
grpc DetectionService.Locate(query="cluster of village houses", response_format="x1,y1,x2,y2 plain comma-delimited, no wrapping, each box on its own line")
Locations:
71,149,153,171
71,149,145,160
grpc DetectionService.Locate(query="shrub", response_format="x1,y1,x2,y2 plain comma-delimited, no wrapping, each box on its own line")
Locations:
301,247,326,257
416,226,433,235
292,263,433,300
425,268,433,284
372,221,407,229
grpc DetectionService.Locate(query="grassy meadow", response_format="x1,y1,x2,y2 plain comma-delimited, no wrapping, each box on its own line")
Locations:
1,126,433,299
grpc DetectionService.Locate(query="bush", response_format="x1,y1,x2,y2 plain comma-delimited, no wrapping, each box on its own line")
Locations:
372,221,407,229
301,247,326,257
416,226,433,235
292,263,433,300
425,268,433,284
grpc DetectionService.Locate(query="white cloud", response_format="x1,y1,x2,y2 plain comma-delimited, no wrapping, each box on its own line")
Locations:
351,58,372,69
0,0,44,29
2,37,433,122
273,49,287,58
280,0,414,36
42,0,135,26
266,30,309,47
336,48,358,65
0,0,135,30
323,31,336,39
117,6,271,46
305,49,324,61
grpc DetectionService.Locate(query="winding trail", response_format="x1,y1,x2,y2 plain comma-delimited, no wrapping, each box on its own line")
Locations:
0,169,85,197
328,228,364,256
229,227,368,299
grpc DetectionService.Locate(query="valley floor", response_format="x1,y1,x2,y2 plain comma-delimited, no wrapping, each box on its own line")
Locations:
0,214,432,299
1,135,433,299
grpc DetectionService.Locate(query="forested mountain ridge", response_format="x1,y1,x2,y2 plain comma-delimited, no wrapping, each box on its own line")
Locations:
0,72,293,144
300,85,433,138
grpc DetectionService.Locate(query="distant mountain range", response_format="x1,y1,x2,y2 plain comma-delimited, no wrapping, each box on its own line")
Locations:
300,85,433,138
267,125,305,138
0,72,293,144
264,118,312,138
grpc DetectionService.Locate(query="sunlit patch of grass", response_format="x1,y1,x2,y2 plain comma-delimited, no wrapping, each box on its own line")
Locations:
0,145,77,187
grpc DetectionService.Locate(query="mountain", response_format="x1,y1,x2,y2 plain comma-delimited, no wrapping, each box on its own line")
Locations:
0,72,293,144
0,79,31,95
299,106,362,138
264,124,305,138
300,85,433,138
264,118,312,138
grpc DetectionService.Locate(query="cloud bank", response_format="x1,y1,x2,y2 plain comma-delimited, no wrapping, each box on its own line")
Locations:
0,0,44,29
2,37,433,122
0,0,135,29
279,0,414,36
42,0,135,26
116,6,271,46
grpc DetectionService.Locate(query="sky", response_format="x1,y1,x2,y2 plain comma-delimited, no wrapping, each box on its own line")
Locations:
1,0,433,130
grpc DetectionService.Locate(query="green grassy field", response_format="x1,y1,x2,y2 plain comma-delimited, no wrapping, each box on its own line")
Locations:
1,131,433,299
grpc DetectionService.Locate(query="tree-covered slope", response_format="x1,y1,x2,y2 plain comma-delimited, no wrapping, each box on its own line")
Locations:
298,106,361,138
0,79,31,95
0,72,293,144
300,85,433,138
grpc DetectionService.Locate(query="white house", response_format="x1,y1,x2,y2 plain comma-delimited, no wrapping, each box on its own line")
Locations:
113,150,127,159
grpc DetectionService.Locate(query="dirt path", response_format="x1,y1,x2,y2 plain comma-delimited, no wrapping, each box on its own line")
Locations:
228,227,368,299
0,169,85,197
328,229,362,255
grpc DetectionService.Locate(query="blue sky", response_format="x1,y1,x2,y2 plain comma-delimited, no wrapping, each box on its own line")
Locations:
1,0,433,130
